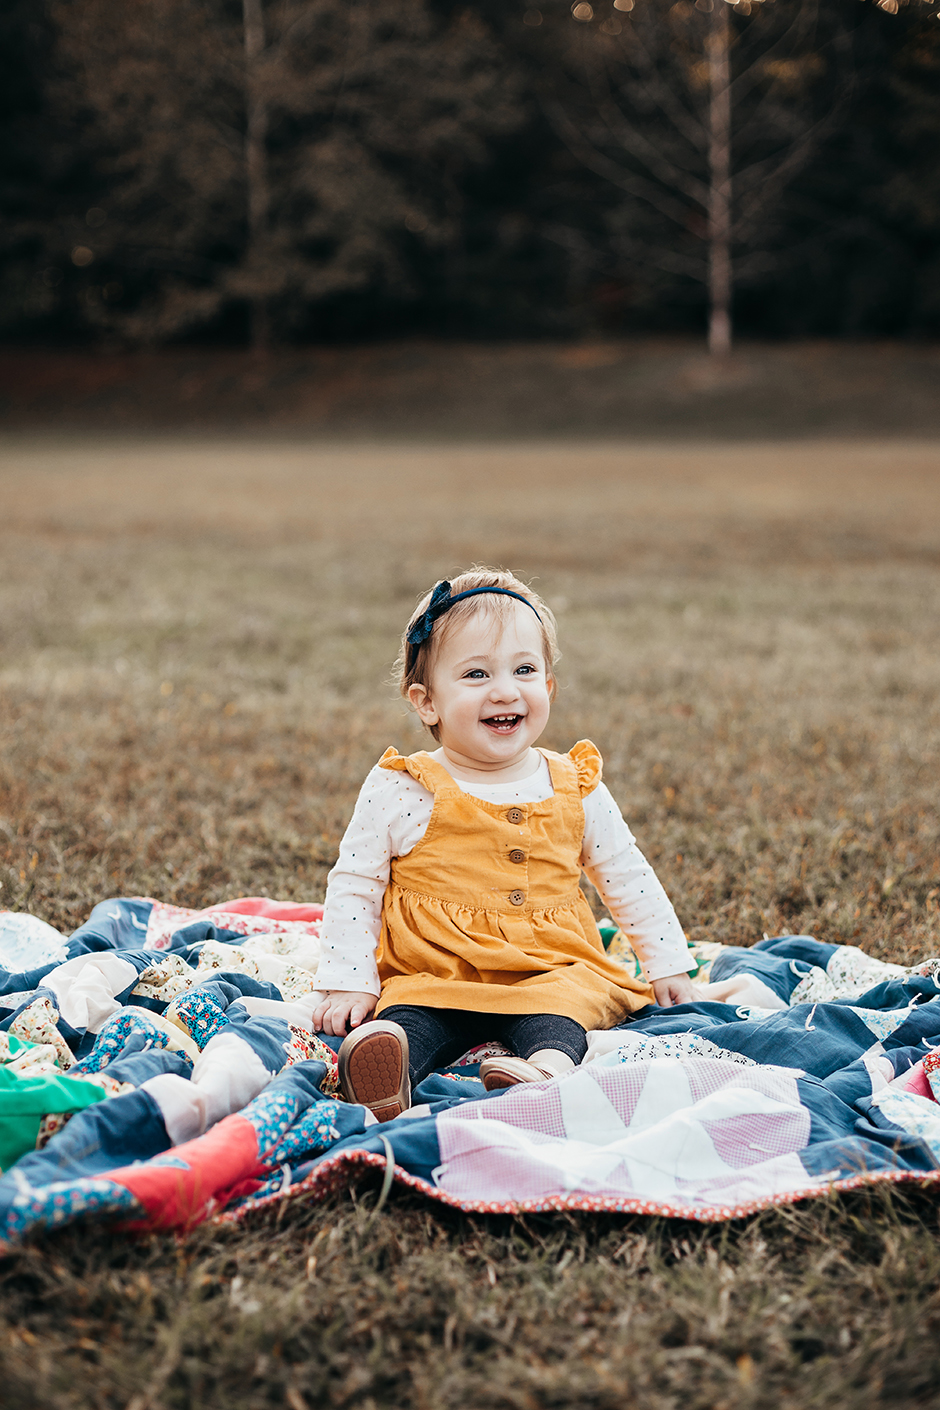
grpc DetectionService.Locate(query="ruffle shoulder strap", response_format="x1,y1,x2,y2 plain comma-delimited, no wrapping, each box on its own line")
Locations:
568,739,603,797
377,747,451,793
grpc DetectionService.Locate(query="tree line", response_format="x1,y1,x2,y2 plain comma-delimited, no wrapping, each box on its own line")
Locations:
1,0,938,347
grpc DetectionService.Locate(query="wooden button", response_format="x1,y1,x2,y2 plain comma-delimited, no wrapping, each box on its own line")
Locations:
509,890,525,906
506,807,524,824
509,848,525,864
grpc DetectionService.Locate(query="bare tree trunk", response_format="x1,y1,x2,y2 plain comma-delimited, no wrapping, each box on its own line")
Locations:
707,0,732,356
243,0,270,350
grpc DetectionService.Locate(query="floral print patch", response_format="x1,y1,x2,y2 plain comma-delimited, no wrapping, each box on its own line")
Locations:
2,1175,141,1241
1,1031,64,1077
283,1025,340,1095
264,1101,342,1166
611,1032,758,1067
0,912,69,970
9,996,75,1071
241,1088,307,1156
164,989,229,1051
71,1008,192,1075
132,954,196,1004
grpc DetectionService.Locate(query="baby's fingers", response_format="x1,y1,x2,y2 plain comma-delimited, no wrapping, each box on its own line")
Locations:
310,999,330,1030
325,1005,349,1037
348,998,374,1029
314,1001,345,1036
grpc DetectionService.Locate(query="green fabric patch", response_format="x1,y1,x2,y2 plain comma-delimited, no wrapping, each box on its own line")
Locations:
0,1058,106,1173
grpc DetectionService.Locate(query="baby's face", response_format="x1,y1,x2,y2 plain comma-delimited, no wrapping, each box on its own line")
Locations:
412,602,552,770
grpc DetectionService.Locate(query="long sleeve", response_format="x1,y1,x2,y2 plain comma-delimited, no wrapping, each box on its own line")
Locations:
316,765,435,994
317,758,693,994
580,783,693,983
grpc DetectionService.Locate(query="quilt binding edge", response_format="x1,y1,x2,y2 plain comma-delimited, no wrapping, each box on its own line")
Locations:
214,1150,940,1228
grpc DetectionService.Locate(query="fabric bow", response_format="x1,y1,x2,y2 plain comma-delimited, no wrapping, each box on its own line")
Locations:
406,580,453,648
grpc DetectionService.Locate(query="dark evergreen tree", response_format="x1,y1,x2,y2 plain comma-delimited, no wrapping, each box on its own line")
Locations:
37,0,522,344
0,2,63,337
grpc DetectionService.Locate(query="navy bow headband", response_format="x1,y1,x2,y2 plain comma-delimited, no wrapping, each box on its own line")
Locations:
406,581,543,661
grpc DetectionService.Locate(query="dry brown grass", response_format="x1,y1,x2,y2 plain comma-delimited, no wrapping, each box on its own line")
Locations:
1,435,940,1406
5,1188,940,1410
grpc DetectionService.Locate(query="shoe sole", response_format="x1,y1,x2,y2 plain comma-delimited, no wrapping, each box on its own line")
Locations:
479,1056,552,1091
482,1070,520,1091
339,1024,410,1122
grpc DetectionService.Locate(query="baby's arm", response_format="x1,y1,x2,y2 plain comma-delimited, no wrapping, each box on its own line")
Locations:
313,765,396,1035
580,783,695,1008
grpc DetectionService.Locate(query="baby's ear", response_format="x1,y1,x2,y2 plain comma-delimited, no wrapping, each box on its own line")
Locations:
407,682,438,725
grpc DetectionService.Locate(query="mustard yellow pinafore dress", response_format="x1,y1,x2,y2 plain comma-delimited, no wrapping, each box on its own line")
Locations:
372,740,654,1031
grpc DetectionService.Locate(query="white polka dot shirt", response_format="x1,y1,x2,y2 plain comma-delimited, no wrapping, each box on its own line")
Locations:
317,752,692,996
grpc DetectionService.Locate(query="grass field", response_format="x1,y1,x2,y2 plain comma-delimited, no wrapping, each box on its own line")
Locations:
1,434,940,1407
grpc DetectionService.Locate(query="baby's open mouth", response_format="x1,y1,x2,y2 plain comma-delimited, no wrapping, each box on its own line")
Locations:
482,714,523,733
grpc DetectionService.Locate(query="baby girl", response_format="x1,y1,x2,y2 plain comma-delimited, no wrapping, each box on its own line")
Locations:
312,568,694,1119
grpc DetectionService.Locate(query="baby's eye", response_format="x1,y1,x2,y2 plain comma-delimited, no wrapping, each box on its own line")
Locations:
463,669,487,680
515,664,538,675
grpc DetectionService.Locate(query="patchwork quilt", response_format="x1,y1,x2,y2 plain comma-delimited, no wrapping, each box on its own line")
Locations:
2,896,940,1246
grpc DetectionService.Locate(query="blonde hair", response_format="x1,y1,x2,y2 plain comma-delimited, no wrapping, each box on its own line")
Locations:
396,568,559,741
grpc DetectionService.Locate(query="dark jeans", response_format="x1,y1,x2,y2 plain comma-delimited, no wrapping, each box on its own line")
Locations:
380,1004,588,1087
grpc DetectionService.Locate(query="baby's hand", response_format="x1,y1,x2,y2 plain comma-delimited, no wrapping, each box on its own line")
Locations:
651,973,695,1008
312,990,377,1036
